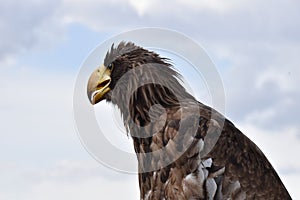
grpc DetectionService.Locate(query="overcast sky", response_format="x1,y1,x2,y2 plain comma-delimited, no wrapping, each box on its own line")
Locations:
1,0,300,199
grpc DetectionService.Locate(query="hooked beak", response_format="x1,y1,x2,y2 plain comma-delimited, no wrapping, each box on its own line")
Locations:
87,64,111,105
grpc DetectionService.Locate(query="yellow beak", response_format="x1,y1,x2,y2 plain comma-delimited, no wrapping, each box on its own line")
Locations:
87,64,111,105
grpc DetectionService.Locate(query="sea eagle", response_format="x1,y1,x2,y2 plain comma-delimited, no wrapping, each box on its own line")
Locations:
87,42,291,199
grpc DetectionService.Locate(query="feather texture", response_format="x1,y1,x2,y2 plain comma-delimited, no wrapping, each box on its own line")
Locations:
90,42,292,200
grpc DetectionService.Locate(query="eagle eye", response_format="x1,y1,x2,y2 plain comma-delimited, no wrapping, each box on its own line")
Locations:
107,63,114,71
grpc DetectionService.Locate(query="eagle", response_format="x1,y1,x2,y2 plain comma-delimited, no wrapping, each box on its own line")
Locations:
87,42,291,200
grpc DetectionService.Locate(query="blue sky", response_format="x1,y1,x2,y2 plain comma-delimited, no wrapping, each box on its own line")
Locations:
1,0,300,199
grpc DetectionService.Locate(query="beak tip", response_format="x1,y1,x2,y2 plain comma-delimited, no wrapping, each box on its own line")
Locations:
87,92,93,105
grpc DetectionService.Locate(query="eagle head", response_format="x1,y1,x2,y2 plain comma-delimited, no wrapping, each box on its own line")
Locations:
87,42,166,105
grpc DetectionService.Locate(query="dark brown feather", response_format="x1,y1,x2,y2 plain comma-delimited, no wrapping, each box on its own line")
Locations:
101,42,291,200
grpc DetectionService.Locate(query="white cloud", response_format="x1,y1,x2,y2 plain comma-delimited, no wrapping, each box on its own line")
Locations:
60,0,138,31
245,108,277,126
2,0,299,70
176,0,245,13
128,0,152,16
0,159,139,200
0,66,139,199
221,42,300,130
24,175,138,200
0,0,64,63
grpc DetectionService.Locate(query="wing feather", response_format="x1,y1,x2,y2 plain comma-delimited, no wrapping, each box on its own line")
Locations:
134,103,291,199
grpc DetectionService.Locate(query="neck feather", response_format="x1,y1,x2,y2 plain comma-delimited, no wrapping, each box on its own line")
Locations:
110,63,195,135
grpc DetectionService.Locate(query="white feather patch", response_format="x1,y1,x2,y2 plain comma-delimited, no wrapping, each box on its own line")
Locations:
206,177,217,200
201,158,213,168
